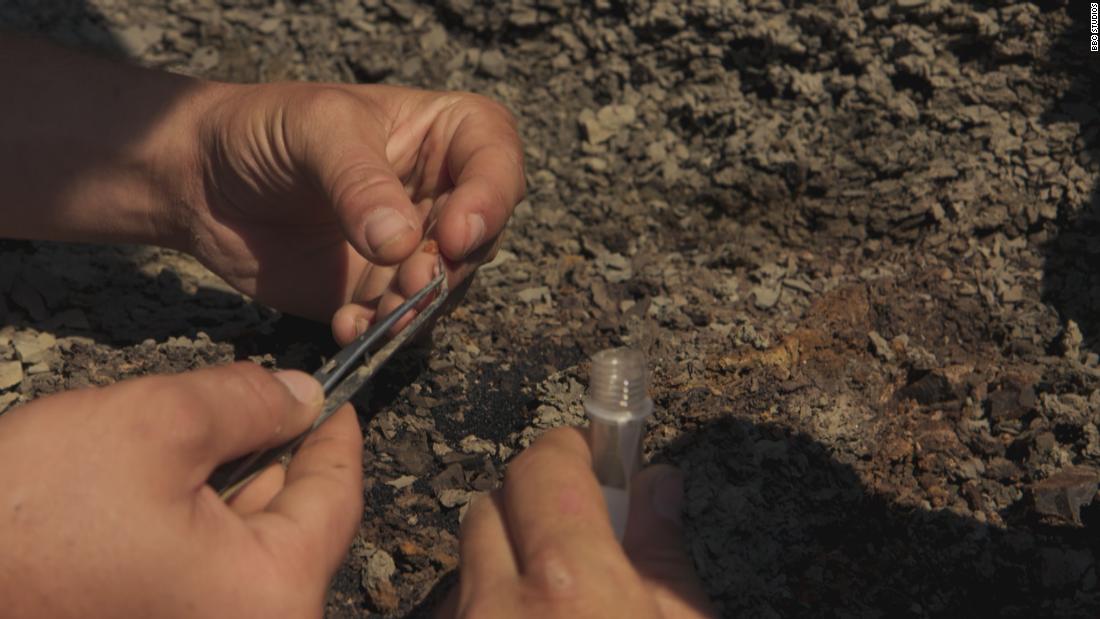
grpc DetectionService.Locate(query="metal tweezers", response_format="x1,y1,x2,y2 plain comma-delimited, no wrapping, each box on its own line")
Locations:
215,259,450,500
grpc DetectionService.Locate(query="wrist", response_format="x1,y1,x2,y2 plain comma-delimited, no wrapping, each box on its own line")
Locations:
145,79,242,254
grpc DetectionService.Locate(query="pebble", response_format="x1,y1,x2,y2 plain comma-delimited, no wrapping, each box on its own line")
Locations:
0,360,22,390
458,434,497,455
26,362,50,376
114,24,164,56
12,331,56,365
362,547,399,611
751,285,780,309
365,548,396,582
478,49,507,78
438,488,472,508
385,475,418,490
868,330,895,362
517,286,550,304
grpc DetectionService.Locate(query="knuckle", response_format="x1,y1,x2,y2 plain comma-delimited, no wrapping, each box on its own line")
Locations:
295,86,362,124
219,363,288,427
520,543,585,604
447,91,518,125
328,158,397,212
521,543,644,614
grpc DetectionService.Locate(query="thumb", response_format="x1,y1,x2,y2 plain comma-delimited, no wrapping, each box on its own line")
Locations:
302,95,422,264
624,465,717,618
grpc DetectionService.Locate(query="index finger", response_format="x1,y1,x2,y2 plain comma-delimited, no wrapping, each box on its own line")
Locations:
434,99,526,262
247,404,364,576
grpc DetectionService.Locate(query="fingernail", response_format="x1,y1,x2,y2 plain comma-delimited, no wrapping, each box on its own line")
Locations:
273,370,323,405
652,468,684,525
462,213,486,257
364,208,414,254
354,317,369,337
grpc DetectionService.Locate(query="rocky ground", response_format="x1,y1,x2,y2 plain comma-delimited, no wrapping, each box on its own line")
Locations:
2,0,1099,617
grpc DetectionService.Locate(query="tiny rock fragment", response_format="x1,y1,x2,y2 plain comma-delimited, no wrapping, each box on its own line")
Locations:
26,362,50,376
868,330,895,362
595,251,632,283
578,104,635,145
0,360,22,390
517,286,550,304
438,488,472,508
1029,466,1100,526
12,331,56,365
0,392,19,414
458,434,497,455
115,24,164,56
751,285,780,309
362,548,399,613
1001,285,1026,304
987,379,1037,421
420,24,447,54
477,49,507,78
1061,320,1083,360
384,475,418,490
481,249,515,270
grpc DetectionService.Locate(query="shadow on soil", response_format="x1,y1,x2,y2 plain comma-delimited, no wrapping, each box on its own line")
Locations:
659,416,1100,617
401,409,1100,618
1040,1,1100,358
0,3,286,349
0,239,294,345
0,0,125,55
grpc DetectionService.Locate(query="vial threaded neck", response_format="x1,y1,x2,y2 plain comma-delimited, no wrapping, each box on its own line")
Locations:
587,347,650,413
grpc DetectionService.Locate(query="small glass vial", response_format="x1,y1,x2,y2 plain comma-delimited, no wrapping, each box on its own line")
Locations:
584,347,653,541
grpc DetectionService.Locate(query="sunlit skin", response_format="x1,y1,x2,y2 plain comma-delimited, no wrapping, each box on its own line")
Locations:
0,35,711,617
438,428,717,619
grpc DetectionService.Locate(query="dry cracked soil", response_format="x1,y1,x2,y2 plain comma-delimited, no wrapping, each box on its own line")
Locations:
2,1,1100,617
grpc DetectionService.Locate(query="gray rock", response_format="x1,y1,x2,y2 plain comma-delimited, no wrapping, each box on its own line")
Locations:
458,434,497,455
365,548,396,583
384,475,418,490
478,49,508,78
517,286,550,304
26,362,50,376
868,330,895,362
751,285,780,309
12,331,56,365
115,24,163,56
0,361,22,390
578,104,636,145
438,488,471,508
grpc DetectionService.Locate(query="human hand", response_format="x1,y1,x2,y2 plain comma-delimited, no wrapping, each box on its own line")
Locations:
441,427,716,618
183,82,525,344
0,363,363,618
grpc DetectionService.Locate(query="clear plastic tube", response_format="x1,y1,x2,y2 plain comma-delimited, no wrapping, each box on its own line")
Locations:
584,347,653,541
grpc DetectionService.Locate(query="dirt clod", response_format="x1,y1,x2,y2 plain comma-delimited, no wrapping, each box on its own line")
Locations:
1029,466,1100,526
